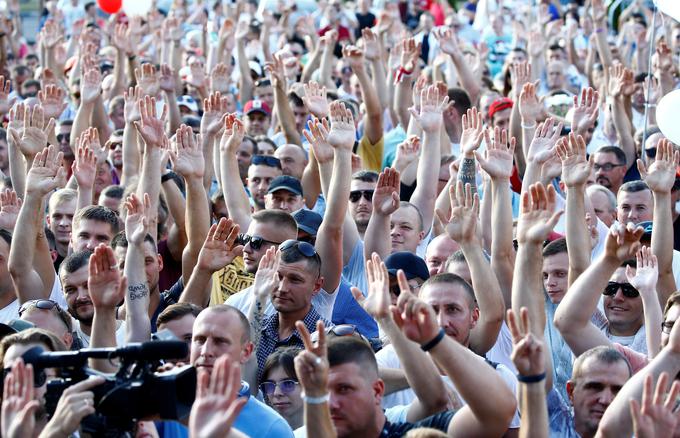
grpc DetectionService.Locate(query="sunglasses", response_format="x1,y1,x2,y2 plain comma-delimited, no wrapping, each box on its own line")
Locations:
56,133,70,143
349,190,374,203
645,148,657,158
108,142,122,150
603,282,640,298
662,320,675,334
593,163,624,172
311,324,383,352
237,234,282,251
260,378,299,396
252,155,282,169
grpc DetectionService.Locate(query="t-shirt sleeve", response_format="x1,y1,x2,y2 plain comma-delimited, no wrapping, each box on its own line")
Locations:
611,342,649,374
266,417,295,437
357,135,384,172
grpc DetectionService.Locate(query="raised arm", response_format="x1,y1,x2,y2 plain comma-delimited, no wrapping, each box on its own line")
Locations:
72,136,96,209
363,168,400,261
343,45,382,148
121,86,142,186
639,138,679,305
9,145,65,304
409,85,447,234
437,181,504,355
235,21,254,106
219,115,253,231
69,67,101,153
476,128,517,309
434,27,481,105
554,223,645,356
456,107,484,195
626,247,662,358
557,133,595,285
122,193,152,343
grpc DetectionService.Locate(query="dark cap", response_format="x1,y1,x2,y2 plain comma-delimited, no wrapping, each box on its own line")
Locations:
293,209,322,236
385,252,430,281
0,319,35,338
638,220,653,238
267,175,303,197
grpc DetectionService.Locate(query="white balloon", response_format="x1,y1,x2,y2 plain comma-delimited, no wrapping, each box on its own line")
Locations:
658,0,680,23
657,89,680,145
122,0,152,17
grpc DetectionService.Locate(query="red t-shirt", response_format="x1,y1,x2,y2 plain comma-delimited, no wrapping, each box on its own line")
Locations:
319,25,352,41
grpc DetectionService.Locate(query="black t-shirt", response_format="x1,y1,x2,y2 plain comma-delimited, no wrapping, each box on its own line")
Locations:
355,12,376,38
381,411,455,437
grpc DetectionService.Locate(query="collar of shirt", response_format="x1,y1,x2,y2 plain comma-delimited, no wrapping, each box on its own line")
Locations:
261,306,324,343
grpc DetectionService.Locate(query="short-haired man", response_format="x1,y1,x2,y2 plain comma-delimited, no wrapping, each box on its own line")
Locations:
157,302,201,362
247,155,283,212
348,170,378,237
274,144,308,179
71,205,120,252
190,305,293,436
616,180,652,225
243,99,272,137
18,299,75,349
265,175,306,213
593,146,628,194
586,184,617,227
46,188,77,269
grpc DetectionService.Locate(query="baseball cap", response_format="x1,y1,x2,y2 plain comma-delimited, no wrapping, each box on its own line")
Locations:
177,95,199,113
488,97,513,119
293,209,322,236
267,175,303,197
638,220,653,238
0,319,35,338
244,99,271,117
385,252,430,281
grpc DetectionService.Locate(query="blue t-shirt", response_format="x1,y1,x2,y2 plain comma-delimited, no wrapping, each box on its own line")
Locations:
234,383,294,437
342,240,368,297
331,279,379,338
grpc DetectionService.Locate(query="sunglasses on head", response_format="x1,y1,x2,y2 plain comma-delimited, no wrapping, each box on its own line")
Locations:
251,155,282,169
260,378,299,396
237,234,282,251
280,239,317,256
311,324,383,352
19,299,72,331
349,190,373,203
645,148,657,158
603,281,640,298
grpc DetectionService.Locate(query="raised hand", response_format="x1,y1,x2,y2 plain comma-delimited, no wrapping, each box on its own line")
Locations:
409,84,449,133
373,167,401,216
605,222,645,262
399,37,421,72
88,243,126,309
393,136,420,173
342,45,366,72
124,86,142,124
159,64,177,93
264,54,286,91
518,81,543,124
1,359,39,438
80,68,102,104
0,76,15,116
219,114,245,154
38,84,67,121
196,218,243,273
516,183,564,245
352,252,392,319
557,132,594,187
72,137,97,192
201,92,227,138
187,60,208,90
40,19,63,49
654,40,674,75
507,307,545,377
190,355,247,438
171,124,205,180
391,270,439,344
511,61,532,99
629,372,680,438
528,118,562,164
254,246,280,303
304,117,333,164
608,64,633,98
210,63,231,94
437,181,480,244
111,22,130,54
124,193,151,246
294,320,329,397
571,88,599,135
0,189,21,232
133,95,168,148
361,27,381,61
326,101,356,150
18,105,54,159
302,81,330,119
459,107,484,158
626,246,658,295
434,26,460,57
477,127,516,180
135,63,160,97
25,145,66,196
638,138,679,193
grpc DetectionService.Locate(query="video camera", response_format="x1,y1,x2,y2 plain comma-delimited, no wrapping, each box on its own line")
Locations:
21,340,196,437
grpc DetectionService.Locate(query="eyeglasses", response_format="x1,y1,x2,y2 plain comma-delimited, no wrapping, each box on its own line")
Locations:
237,234,282,251
662,320,675,334
645,148,657,158
603,282,640,298
260,378,299,396
341,66,352,75
56,133,70,143
593,163,624,172
18,299,72,331
389,280,421,297
252,155,282,169
349,190,374,203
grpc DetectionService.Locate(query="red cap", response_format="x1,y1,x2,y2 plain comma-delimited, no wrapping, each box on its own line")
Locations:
243,100,271,116
488,97,513,119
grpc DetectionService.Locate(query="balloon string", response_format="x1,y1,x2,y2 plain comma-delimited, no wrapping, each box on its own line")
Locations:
642,5,657,164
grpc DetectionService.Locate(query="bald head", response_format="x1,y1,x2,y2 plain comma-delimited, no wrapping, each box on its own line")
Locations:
275,144,308,179
426,234,461,275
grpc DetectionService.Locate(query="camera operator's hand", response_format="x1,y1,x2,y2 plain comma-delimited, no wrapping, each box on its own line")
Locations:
189,355,246,438
2,359,39,438
40,376,105,438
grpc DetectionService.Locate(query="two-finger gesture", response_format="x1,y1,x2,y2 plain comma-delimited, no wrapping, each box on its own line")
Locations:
507,308,545,377
294,320,329,397
638,138,679,194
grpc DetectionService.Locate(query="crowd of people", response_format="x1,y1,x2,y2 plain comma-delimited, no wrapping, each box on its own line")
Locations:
0,0,679,436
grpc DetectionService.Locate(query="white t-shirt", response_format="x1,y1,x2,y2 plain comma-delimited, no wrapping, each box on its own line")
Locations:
0,276,68,324
225,285,338,321
74,319,127,348
376,344,521,429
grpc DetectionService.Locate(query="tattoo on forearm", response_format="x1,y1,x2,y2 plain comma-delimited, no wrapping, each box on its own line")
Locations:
128,283,149,301
251,301,263,347
458,157,478,194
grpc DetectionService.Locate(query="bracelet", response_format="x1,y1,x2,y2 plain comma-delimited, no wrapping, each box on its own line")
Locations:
521,121,537,129
301,392,330,404
644,103,657,108
420,329,445,352
161,171,177,184
394,65,414,83
516,372,546,384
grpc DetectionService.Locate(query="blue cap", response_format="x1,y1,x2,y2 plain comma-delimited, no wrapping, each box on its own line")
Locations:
267,175,303,197
385,252,430,281
638,220,653,237
293,209,323,236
